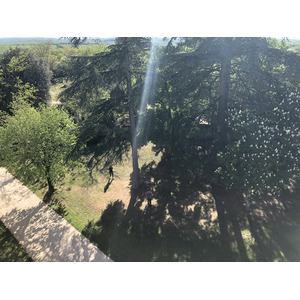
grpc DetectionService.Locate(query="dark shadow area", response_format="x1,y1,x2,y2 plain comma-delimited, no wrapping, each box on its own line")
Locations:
83,153,300,262
212,181,300,262
83,155,239,261
104,178,114,193
43,188,55,203
48,192,69,218
245,182,300,262
0,177,15,189
82,199,228,261
38,187,68,218
211,184,237,260
0,219,32,262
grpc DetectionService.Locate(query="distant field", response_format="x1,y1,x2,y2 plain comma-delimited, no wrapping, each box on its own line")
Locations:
0,37,110,46
0,37,114,54
1,37,298,55
0,38,66,53
0,37,169,54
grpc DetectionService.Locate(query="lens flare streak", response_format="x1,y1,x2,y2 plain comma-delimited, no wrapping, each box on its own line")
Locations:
134,42,160,149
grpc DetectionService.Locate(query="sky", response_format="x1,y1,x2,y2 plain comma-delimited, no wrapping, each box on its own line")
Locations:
1,0,299,38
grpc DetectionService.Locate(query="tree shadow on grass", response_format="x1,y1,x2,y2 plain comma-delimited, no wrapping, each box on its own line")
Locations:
82,152,300,261
245,182,300,262
273,183,300,261
212,183,300,262
48,192,69,218
211,179,300,262
82,155,239,261
82,199,229,261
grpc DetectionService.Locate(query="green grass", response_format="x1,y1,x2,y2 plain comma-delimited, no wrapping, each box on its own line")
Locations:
0,38,58,54
49,83,65,103
27,143,300,262
0,220,32,262
30,143,161,232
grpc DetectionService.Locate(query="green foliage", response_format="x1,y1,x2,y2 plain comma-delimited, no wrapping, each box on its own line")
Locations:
60,38,151,171
138,42,198,164
143,38,300,197
218,85,300,197
51,42,108,85
0,48,51,114
0,101,78,193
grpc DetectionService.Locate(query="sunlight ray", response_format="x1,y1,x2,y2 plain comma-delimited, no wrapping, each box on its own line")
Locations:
134,40,160,150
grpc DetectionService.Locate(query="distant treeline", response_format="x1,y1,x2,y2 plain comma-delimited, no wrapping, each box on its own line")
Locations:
0,37,168,52
0,38,115,54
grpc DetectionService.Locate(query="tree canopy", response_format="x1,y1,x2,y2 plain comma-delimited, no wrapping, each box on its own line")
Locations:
0,48,52,115
142,38,300,195
1,37,300,262
57,37,300,199
0,101,78,199
61,37,152,188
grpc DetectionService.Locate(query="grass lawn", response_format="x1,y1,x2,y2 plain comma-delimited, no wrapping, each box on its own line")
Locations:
31,143,160,232
0,220,32,262
49,83,65,104
28,143,300,262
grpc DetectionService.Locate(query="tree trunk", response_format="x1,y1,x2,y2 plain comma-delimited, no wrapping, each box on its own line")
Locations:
208,40,232,168
127,70,140,190
246,211,265,261
47,176,55,193
43,174,55,202
218,39,231,148
212,184,234,260
129,102,140,189
229,214,250,261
